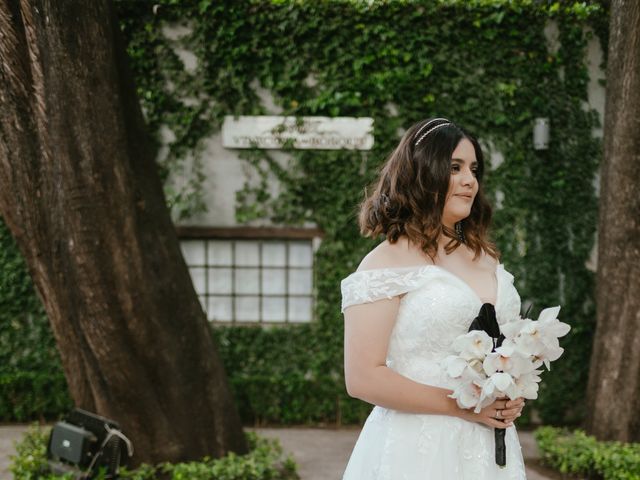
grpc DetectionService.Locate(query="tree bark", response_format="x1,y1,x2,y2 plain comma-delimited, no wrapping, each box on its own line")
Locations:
0,0,247,465
585,0,640,442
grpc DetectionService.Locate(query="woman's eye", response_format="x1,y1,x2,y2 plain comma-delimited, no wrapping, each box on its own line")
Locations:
451,164,478,176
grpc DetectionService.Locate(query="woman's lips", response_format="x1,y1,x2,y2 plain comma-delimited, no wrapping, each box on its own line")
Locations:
456,194,473,200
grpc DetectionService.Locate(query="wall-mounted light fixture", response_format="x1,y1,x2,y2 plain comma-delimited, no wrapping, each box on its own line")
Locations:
533,118,550,150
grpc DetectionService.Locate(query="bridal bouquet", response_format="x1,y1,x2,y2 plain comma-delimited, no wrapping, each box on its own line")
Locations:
440,304,570,467
442,305,570,413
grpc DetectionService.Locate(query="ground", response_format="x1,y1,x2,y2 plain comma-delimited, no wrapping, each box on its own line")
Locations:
0,424,559,479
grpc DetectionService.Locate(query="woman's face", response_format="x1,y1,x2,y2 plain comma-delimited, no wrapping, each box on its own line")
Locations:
442,138,479,226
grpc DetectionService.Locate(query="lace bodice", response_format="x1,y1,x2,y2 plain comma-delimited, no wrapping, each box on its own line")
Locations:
341,263,522,387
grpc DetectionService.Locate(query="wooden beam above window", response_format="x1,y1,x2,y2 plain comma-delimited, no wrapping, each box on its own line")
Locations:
175,225,324,240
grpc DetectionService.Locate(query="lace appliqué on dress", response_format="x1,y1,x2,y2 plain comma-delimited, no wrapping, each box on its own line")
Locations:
340,267,432,313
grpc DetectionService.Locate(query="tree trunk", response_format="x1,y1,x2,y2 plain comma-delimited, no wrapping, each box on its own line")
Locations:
585,0,640,442
0,0,247,465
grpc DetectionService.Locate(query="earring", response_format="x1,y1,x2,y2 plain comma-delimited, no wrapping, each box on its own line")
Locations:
455,221,466,244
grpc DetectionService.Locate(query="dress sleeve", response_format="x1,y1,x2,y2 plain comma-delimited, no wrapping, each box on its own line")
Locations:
340,267,431,313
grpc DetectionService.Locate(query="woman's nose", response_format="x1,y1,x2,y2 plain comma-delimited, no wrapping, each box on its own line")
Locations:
461,171,475,185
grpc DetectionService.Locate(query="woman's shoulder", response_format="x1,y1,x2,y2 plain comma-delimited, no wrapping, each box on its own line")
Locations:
356,237,434,272
341,240,435,313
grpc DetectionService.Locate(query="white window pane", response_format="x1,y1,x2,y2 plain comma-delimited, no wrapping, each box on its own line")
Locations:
198,295,207,312
289,241,312,267
235,268,260,294
208,267,232,294
262,242,286,267
235,296,260,322
208,240,232,266
263,296,286,323
288,268,312,295
288,297,312,323
262,268,286,294
235,241,260,266
180,240,205,266
189,267,206,294
208,296,232,322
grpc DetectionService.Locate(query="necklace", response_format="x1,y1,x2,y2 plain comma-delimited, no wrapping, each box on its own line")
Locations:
455,221,466,244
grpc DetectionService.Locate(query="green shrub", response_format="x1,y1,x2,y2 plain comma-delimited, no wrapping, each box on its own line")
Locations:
534,426,640,480
0,371,71,422
11,425,298,480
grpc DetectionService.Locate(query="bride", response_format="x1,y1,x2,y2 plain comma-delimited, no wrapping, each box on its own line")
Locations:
341,118,528,479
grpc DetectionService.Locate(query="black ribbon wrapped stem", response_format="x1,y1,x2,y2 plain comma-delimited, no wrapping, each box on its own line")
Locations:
468,303,507,467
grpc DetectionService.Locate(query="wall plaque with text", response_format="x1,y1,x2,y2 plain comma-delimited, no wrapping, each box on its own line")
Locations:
222,115,374,150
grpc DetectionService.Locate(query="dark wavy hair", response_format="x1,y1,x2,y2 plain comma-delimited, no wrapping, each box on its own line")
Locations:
358,118,499,262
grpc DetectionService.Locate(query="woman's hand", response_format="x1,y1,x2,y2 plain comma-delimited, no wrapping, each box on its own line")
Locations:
469,396,526,429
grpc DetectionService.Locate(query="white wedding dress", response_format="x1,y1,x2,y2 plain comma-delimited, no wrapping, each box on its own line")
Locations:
340,263,527,479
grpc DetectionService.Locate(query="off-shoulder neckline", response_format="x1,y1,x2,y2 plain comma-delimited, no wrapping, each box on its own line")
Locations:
352,262,503,274
346,262,503,306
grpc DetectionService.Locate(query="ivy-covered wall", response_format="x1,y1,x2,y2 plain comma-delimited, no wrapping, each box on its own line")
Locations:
0,0,607,426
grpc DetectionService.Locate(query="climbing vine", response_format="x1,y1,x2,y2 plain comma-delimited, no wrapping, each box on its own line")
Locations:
1,0,607,426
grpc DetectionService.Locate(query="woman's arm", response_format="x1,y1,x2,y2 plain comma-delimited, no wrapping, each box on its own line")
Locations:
344,295,523,428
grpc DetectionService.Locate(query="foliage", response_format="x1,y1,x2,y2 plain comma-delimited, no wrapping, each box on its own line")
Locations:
10,426,297,480
214,325,370,425
535,426,640,480
0,0,607,428
0,221,72,421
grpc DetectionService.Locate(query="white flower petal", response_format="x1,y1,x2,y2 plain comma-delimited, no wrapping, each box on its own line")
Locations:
454,330,493,361
483,353,500,376
491,372,515,391
500,319,530,339
442,355,468,378
537,305,561,323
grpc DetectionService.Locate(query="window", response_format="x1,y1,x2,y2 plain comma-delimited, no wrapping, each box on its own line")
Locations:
179,231,318,325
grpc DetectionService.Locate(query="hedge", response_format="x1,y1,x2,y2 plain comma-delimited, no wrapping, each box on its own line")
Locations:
535,426,640,480
10,426,297,480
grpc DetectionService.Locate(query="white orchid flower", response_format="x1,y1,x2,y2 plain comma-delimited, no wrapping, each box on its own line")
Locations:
483,349,534,378
499,317,532,340
510,307,569,369
448,381,483,408
482,352,509,376
467,358,485,378
536,307,570,369
539,307,570,336
537,345,565,370
517,322,544,354
441,355,484,382
441,355,468,378
513,369,543,399
452,330,493,361
448,381,482,410
537,306,570,336
495,338,517,356
475,372,517,413
503,306,569,354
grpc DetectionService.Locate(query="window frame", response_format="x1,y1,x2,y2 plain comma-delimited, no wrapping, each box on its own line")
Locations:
177,226,323,326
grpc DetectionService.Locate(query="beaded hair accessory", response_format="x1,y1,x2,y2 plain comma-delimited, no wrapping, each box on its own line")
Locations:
414,118,452,147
